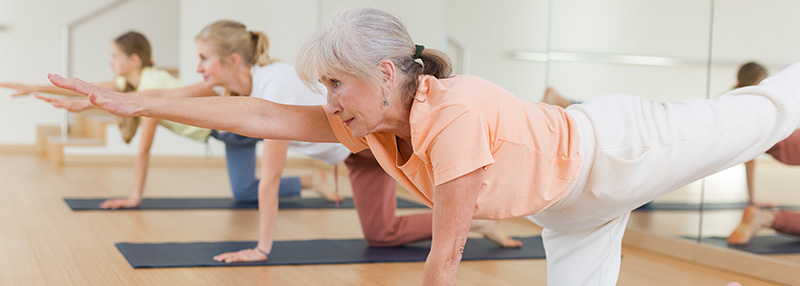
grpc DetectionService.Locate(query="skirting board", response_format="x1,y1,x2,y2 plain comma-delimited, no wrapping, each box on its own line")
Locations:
60,155,340,170
623,228,800,285
0,145,39,154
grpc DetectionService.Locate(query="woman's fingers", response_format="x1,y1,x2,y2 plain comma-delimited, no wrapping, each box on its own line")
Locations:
48,74,103,97
0,83,31,97
98,198,140,209
212,249,268,263
99,199,118,209
33,94,53,103
34,95,71,111
213,252,238,262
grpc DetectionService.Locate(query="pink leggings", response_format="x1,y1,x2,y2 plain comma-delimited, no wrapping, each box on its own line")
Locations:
774,211,800,237
766,129,800,165
345,149,433,247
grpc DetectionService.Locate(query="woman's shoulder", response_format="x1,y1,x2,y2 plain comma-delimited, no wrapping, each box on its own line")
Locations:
252,62,295,78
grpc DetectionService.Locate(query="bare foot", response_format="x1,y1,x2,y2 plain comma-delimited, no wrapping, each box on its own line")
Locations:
727,205,776,245
470,219,523,248
300,170,343,202
540,87,574,109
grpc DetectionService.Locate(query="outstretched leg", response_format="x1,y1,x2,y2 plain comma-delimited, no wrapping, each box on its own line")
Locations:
539,213,630,286
531,62,800,285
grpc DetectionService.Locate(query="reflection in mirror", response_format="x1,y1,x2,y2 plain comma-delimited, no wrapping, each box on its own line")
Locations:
447,0,714,240
447,0,800,279
540,0,713,240
701,0,800,267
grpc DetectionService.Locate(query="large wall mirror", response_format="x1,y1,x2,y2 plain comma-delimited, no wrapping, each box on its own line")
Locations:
701,0,800,266
446,0,800,272
445,0,712,241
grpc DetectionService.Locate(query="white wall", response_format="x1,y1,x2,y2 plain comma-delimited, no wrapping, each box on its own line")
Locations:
445,0,800,103
3,0,799,156
0,0,181,147
445,0,550,102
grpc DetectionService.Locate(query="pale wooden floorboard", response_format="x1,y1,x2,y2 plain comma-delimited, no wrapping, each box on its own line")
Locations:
0,153,784,285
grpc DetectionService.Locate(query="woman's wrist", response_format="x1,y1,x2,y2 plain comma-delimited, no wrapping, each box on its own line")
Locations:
255,246,269,257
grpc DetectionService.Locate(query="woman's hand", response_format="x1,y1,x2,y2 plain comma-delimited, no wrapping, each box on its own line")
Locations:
0,83,36,97
47,74,139,117
213,248,269,263
34,95,94,112
99,197,142,209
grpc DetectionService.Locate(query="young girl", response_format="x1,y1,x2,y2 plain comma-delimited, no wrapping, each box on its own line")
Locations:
3,31,334,208
44,21,520,264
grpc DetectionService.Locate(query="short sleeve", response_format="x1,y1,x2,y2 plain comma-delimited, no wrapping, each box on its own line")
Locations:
414,105,494,186
115,76,126,91
322,106,369,153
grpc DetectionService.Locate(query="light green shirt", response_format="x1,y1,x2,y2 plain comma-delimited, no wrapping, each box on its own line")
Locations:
116,67,211,142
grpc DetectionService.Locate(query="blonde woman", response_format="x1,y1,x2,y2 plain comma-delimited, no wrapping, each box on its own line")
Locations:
45,20,521,263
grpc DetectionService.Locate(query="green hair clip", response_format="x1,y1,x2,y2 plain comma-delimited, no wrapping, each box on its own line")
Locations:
414,44,425,59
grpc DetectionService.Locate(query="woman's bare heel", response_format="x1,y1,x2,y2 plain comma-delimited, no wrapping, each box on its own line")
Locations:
470,219,523,248
300,170,343,202
541,87,574,109
727,205,776,245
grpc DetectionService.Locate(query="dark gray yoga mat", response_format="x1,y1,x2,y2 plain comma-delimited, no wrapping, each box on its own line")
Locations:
64,197,427,210
698,235,800,254
115,236,545,268
634,202,799,211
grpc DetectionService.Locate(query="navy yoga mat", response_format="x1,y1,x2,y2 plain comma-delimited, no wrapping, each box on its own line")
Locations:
64,197,427,211
698,235,800,255
635,202,799,211
115,236,545,268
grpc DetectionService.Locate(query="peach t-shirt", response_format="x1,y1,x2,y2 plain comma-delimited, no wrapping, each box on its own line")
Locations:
327,75,582,219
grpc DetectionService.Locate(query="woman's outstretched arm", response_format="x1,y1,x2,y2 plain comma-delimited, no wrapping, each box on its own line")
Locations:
48,74,339,143
99,117,160,209
213,139,290,263
1,80,118,97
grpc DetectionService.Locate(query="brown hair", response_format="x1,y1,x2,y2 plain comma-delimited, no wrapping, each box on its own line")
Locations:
114,31,153,68
297,7,452,109
736,62,768,88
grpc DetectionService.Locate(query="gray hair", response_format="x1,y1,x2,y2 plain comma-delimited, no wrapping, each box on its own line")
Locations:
297,7,452,108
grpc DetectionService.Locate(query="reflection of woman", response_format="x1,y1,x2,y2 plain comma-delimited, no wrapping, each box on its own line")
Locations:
727,62,800,245
46,20,520,264
727,205,800,245
16,32,331,209
49,8,800,285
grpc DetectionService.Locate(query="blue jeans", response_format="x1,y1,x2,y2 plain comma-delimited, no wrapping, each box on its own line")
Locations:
210,130,301,202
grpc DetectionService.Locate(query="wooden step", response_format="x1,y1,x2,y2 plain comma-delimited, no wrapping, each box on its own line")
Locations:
41,110,116,165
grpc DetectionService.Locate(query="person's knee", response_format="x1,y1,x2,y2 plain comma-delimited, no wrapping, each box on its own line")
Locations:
231,188,258,203
363,228,400,247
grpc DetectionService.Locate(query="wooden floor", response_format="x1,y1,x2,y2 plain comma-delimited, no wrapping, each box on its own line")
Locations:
0,153,786,285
